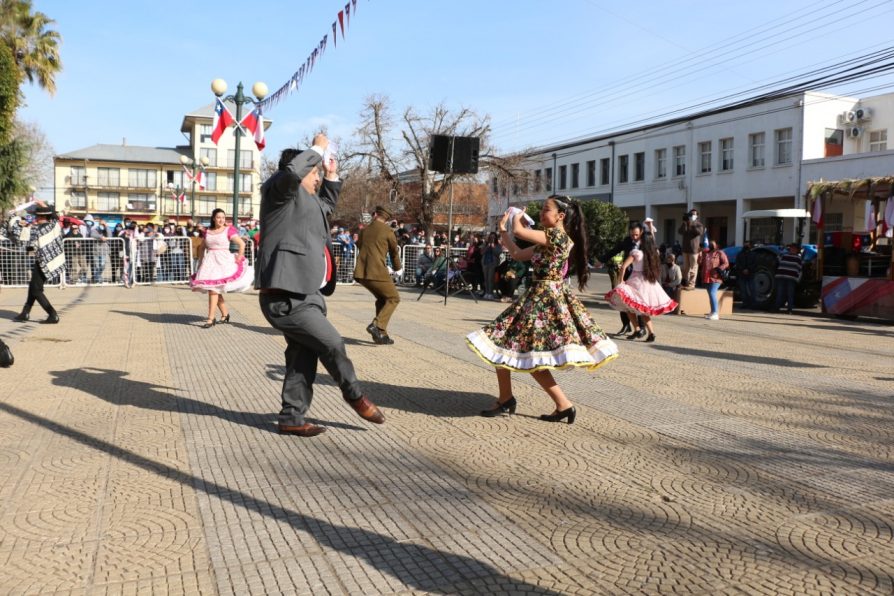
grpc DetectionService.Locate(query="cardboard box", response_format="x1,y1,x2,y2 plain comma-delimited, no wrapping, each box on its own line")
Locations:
678,287,733,316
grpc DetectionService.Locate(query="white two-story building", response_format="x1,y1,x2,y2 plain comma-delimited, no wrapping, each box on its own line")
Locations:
494,90,893,247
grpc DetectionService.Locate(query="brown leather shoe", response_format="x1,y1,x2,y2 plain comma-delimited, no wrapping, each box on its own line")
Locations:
277,422,327,437
345,395,385,424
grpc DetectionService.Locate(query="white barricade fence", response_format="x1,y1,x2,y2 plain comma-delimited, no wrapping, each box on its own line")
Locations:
399,244,425,286
332,240,356,284
132,236,194,285
60,237,128,286
0,238,35,287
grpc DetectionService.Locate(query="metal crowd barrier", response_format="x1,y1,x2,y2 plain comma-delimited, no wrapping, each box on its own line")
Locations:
331,241,356,285
397,244,467,286
131,236,194,285
61,237,128,286
0,239,35,287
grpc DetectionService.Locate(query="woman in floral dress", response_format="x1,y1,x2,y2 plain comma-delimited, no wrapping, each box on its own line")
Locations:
190,209,253,328
467,196,619,424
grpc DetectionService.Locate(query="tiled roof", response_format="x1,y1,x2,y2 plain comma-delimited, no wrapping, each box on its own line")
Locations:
56,144,189,164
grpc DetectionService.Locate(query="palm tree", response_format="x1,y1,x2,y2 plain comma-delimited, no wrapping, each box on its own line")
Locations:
0,0,62,95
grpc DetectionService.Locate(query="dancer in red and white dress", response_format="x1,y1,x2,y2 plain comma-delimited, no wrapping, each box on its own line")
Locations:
604,231,676,342
190,209,254,328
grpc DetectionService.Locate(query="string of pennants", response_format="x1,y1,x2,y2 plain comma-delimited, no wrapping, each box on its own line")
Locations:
260,0,362,113
210,0,364,152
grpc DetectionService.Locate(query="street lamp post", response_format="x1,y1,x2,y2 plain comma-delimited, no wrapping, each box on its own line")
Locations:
167,182,184,225
210,78,267,226
180,155,209,220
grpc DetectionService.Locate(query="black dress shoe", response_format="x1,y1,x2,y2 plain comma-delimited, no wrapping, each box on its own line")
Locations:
278,422,327,437
616,325,631,336
12,312,29,322
481,396,517,417
626,329,646,340
41,313,60,324
366,322,377,337
540,406,576,424
374,333,395,345
0,341,13,368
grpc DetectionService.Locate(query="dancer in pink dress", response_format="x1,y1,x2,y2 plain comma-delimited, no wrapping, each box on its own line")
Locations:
190,209,253,328
604,232,676,342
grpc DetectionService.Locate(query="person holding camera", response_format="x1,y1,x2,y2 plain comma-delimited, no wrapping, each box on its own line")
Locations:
678,208,705,290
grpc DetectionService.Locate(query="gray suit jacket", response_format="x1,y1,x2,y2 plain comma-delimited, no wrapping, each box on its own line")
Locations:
256,149,342,295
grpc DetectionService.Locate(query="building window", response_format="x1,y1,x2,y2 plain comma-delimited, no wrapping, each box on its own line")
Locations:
655,148,667,179
698,141,712,174
719,137,734,171
774,128,792,165
128,169,156,188
205,172,217,191
824,128,844,158
97,167,120,187
634,152,645,181
673,145,686,177
545,167,553,191
198,197,215,216
558,165,567,190
70,166,86,186
532,169,541,192
69,191,86,208
618,155,629,184
600,158,610,185
97,192,120,211
586,160,596,186
200,147,217,166
869,129,887,152
227,149,253,169
570,163,580,189
749,132,765,168
127,193,155,211
200,124,212,143
225,174,253,192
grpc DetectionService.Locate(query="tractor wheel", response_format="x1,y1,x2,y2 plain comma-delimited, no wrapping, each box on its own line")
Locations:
750,250,779,310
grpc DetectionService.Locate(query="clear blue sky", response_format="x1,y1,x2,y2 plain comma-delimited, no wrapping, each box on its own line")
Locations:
20,0,894,189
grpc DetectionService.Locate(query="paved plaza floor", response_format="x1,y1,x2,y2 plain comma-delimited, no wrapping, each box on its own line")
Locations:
0,275,892,595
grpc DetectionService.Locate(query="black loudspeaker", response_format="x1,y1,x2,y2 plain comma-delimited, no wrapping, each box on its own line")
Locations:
429,135,480,174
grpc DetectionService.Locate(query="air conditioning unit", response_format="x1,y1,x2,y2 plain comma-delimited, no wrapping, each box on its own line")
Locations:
854,106,872,121
848,127,863,139
845,110,859,123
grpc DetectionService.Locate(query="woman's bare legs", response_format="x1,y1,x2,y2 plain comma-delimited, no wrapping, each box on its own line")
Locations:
531,369,573,412
206,293,219,324
496,367,513,403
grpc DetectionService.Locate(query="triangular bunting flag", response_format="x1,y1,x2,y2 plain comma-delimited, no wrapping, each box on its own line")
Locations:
338,10,345,38
332,22,337,47
345,3,351,28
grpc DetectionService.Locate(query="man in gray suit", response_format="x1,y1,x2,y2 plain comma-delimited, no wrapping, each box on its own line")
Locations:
257,133,385,437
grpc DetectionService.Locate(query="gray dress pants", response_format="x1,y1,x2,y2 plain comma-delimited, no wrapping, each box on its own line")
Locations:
259,292,363,425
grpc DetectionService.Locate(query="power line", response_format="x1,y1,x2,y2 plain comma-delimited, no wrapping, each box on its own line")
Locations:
491,0,863,131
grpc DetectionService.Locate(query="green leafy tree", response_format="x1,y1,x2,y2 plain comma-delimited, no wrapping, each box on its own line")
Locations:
0,0,62,95
0,42,28,208
525,198,628,261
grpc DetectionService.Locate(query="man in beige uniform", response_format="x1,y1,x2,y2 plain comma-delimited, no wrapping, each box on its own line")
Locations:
354,206,402,345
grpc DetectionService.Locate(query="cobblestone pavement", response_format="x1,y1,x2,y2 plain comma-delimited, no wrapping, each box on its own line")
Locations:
0,276,892,595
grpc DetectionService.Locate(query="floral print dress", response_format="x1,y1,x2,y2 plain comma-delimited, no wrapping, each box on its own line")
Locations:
467,227,619,372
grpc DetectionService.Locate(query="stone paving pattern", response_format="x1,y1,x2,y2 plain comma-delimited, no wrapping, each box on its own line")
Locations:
0,276,892,595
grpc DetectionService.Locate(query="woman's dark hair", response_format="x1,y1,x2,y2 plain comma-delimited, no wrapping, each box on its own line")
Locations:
549,195,589,290
640,232,661,283
210,208,226,230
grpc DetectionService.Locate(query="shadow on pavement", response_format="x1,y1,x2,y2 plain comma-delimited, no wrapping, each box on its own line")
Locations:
649,344,827,368
0,401,565,595
49,367,364,433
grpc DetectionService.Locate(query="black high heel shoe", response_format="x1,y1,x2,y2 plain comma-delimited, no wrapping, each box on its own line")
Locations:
539,406,576,424
202,319,216,329
481,397,517,417
219,314,230,324
626,329,646,340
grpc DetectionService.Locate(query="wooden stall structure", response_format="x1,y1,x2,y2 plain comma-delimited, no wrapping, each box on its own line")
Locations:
806,177,894,320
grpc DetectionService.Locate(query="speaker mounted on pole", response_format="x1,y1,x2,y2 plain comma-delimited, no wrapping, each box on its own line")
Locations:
429,135,480,174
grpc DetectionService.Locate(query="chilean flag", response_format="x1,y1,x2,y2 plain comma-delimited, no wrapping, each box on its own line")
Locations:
240,107,266,151
211,98,234,145
194,169,206,190
812,195,823,227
